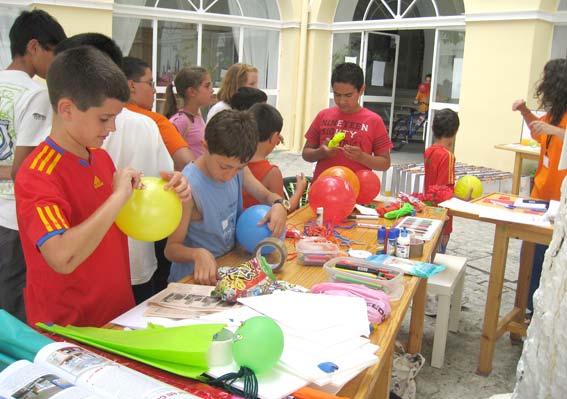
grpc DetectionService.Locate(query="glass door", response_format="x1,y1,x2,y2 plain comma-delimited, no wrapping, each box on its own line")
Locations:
427,29,465,146
361,32,400,135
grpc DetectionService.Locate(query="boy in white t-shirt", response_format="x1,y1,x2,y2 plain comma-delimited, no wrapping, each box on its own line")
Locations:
0,10,66,322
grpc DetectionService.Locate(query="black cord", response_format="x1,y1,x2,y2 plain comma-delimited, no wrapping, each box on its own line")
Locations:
208,366,258,399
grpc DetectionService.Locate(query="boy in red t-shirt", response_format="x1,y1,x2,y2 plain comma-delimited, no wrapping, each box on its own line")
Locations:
424,108,460,253
15,47,191,327
302,63,392,181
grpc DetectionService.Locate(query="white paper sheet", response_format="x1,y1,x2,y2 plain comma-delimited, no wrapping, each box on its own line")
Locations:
238,291,370,336
371,61,385,86
438,198,485,215
477,207,551,228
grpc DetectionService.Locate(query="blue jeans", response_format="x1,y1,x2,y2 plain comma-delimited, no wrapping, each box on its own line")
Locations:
527,243,547,313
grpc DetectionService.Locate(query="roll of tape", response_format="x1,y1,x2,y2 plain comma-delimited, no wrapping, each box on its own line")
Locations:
206,328,234,367
254,237,287,271
409,237,424,258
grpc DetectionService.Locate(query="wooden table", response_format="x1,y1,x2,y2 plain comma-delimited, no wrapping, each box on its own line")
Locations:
448,193,553,375
494,144,539,195
186,205,446,399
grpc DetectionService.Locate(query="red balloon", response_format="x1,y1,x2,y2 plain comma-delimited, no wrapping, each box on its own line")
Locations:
308,176,356,224
319,166,360,198
355,170,381,204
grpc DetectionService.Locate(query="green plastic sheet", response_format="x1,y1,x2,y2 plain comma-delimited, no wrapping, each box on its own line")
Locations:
37,322,225,379
0,310,54,370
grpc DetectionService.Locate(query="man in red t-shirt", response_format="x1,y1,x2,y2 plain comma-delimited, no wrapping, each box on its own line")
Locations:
302,63,392,181
424,108,460,253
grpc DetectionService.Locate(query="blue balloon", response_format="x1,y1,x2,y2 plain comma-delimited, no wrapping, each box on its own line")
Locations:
236,205,285,254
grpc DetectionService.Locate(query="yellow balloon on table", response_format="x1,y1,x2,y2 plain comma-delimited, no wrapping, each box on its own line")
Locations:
115,177,182,242
454,175,483,199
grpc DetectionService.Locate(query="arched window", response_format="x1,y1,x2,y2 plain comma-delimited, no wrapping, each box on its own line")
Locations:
334,0,464,22
113,0,281,110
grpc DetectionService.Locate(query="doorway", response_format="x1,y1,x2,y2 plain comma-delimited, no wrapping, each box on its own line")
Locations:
332,29,435,154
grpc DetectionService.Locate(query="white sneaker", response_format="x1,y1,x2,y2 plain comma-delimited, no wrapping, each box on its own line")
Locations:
425,294,438,317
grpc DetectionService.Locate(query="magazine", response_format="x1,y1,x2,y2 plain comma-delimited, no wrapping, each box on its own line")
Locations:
0,342,199,399
144,283,239,319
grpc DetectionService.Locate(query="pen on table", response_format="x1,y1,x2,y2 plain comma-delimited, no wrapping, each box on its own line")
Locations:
334,263,395,279
348,214,380,220
332,266,377,279
357,222,381,229
490,200,515,209
334,273,385,290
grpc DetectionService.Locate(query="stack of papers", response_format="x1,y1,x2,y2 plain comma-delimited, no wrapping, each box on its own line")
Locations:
113,291,378,398
438,198,552,228
206,292,378,397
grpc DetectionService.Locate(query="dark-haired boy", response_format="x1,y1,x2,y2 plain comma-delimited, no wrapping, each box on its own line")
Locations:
424,108,460,253
302,62,392,181
230,87,267,111
243,103,307,211
14,47,191,327
165,109,287,286
0,10,66,322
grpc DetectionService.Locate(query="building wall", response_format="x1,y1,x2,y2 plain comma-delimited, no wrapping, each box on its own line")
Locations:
457,0,554,171
36,3,113,37
31,0,562,173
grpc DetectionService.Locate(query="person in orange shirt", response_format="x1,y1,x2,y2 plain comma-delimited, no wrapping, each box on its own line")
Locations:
512,58,567,320
414,73,431,114
122,56,195,171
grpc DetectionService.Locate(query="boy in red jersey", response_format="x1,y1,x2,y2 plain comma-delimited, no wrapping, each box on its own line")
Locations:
424,108,461,253
302,62,392,181
14,47,190,327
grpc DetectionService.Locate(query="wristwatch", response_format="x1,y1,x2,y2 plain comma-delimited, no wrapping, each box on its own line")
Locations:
273,198,291,211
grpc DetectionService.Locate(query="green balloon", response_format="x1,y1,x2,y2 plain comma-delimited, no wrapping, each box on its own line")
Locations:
232,316,284,374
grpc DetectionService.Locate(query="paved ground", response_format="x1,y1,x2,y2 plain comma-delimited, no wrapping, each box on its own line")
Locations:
270,142,522,398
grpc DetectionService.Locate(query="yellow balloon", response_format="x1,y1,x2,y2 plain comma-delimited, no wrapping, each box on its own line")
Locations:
115,177,182,242
454,175,483,199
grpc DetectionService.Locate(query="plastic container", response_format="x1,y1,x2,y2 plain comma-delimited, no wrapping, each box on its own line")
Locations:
323,256,404,301
296,237,339,266
396,228,410,259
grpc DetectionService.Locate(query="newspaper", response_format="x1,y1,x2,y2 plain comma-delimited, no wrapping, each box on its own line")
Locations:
144,283,239,319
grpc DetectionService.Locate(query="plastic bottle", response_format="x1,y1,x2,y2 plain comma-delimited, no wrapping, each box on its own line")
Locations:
387,228,399,256
396,227,411,259
376,226,387,254
316,207,324,226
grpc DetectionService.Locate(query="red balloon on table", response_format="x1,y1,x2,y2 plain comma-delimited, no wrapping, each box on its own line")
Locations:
355,169,381,204
318,166,360,198
308,176,356,224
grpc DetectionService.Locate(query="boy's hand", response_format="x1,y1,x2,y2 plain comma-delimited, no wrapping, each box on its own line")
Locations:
343,144,364,162
512,99,527,112
193,248,219,285
112,167,142,201
160,170,192,202
455,187,474,201
259,203,287,238
321,137,340,159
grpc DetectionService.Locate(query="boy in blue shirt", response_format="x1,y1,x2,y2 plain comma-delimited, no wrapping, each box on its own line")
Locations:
165,110,288,285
